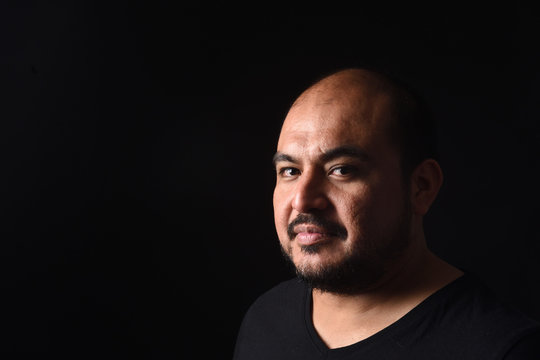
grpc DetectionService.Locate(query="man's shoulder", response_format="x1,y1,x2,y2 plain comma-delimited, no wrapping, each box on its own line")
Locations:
443,274,538,330
235,278,306,349
234,279,315,359
423,273,540,358
247,277,306,316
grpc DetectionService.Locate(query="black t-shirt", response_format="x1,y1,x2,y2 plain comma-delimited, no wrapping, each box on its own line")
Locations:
233,274,540,359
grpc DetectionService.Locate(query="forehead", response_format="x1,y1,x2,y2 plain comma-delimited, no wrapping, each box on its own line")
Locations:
277,91,394,159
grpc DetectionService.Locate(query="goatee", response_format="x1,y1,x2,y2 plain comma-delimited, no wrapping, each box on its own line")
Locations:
281,206,412,295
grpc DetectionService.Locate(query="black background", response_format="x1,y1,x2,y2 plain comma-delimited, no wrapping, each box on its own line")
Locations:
1,2,539,358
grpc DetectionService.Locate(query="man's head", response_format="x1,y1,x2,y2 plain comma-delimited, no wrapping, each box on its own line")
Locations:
272,68,443,294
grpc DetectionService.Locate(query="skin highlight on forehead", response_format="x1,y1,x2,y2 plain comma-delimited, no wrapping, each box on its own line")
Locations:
278,69,398,158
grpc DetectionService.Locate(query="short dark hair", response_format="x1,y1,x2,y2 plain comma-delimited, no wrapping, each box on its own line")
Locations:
384,74,439,177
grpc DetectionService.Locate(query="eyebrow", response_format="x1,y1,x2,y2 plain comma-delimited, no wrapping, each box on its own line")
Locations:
320,145,370,163
272,152,296,166
272,145,370,166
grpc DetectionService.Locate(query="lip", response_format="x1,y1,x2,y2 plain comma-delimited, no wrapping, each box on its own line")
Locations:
293,225,332,246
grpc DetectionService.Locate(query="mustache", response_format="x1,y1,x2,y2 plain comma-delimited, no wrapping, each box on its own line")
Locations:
287,213,348,241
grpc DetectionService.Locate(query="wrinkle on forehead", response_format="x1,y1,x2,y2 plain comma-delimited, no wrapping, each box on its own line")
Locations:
277,127,372,164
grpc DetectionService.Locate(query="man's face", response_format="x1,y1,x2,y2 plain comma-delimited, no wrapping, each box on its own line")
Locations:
273,85,412,293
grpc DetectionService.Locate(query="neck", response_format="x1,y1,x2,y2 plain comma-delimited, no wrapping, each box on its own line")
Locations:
311,240,463,349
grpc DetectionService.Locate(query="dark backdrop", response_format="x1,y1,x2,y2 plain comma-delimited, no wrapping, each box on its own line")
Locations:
1,2,539,358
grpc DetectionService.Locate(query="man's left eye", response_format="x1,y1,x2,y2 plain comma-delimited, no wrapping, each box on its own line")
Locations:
330,166,356,176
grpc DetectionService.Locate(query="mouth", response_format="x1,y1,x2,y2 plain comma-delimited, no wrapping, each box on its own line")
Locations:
287,214,348,247
293,225,337,246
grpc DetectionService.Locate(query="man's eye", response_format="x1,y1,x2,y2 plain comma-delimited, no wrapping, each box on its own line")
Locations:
278,167,300,177
330,166,357,177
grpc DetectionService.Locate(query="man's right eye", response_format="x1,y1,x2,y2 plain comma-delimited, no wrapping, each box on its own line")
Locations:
278,167,300,177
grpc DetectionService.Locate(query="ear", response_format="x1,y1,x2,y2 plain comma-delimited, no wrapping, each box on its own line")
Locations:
409,159,443,216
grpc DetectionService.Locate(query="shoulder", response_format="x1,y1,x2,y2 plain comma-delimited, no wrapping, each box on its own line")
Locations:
431,274,540,358
447,274,538,330
503,329,540,359
242,278,306,322
233,278,309,359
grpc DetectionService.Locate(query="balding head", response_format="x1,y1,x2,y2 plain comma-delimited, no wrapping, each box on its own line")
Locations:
273,68,444,294
291,70,389,127
283,68,437,177
293,68,394,106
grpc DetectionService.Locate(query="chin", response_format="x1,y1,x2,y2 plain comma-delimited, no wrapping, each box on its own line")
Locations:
286,245,386,295
293,249,343,275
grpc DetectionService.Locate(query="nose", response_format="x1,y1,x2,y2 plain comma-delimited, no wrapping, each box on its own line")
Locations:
291,169,329,213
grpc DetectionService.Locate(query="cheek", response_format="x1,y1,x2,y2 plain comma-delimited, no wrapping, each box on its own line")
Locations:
350,185,405,241
338,186,391,244
337,187,372,226
273,189,290,237
343,196,372,240
272,189,283,221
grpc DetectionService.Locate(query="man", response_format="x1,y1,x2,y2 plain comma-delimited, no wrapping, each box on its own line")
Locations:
233,68,540,359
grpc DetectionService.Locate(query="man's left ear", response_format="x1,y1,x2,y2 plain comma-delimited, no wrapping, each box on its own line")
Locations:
409,159,444,216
